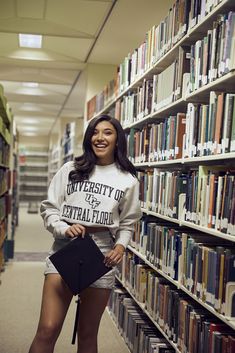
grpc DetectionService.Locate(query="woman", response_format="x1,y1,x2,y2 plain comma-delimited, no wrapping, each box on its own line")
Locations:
29,114,142,353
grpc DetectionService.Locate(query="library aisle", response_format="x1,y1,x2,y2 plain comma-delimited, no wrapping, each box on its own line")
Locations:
0,206,129,353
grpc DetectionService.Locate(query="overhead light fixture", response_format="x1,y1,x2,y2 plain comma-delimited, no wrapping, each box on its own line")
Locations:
22,103,42,111
19,34,42,48
22,82,39,88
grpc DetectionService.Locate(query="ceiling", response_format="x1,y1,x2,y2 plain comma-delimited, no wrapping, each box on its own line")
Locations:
0,0,173,137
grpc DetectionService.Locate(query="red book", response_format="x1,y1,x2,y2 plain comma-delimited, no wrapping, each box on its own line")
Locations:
228,335,235,353
209,323,229,353
175,113,186,159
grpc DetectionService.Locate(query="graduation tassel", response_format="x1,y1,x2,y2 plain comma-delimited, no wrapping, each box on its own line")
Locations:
71,294,81,344
72,260,83,345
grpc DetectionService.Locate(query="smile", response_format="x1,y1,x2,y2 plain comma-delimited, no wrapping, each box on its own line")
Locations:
94,144,108,148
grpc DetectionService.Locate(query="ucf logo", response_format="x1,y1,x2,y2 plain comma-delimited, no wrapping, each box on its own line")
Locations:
85,194,101,209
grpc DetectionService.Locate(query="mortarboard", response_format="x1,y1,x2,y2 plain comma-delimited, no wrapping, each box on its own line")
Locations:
49,234,112,344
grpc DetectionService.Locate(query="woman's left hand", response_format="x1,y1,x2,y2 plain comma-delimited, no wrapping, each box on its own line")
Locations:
104,244,125,267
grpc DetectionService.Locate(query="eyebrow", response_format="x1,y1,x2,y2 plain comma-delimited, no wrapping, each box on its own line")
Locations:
94,128,114,132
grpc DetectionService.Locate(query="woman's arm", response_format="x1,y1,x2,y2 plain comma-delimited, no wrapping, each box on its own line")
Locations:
104,178,142,266
40,163,71,239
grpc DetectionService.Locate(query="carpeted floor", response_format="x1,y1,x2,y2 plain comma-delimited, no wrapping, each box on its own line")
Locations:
13,251,48,261
0,206,130,353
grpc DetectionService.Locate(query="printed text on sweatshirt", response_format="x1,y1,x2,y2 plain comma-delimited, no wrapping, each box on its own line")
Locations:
40,161,142,248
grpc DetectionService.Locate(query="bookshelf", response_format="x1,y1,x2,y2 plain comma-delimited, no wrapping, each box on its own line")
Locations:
48,119,83,187
48,144,61,184
0,83,15,275
126,244,235,330
87,0,235,352
61,121,76,165
87,0,235,120
19,147,48,205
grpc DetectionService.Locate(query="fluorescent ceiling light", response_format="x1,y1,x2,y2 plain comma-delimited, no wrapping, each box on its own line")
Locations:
20,126,39,131
21,132,38,136
22,82,39,88
19,34,42,48
21,103,42,111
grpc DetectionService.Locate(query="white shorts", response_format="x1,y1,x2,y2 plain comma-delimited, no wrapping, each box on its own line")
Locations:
44,231,116,289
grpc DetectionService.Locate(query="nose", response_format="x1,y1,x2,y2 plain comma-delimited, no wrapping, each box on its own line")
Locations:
96,131,104,140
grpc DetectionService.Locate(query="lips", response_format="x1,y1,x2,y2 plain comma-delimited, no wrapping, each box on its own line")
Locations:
94,144,107,148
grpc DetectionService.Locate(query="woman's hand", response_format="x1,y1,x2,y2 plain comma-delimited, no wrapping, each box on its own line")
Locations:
104,244,125,267
65,224,86,238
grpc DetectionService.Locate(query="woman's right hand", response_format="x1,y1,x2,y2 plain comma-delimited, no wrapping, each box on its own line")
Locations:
65,224,86,238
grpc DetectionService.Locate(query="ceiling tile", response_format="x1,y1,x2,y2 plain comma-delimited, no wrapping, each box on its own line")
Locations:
0,0,15,19
17,0,46,19
0,66,78,84
44,36,93,62
46,0,111,36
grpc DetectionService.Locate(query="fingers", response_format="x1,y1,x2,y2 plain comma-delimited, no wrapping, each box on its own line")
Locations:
104,248,125,267
65,224,86,238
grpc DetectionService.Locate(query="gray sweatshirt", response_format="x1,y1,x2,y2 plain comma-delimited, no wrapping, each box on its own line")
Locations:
40,161,142,248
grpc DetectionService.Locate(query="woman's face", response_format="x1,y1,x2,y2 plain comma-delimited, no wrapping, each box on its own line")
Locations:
91,120,117,165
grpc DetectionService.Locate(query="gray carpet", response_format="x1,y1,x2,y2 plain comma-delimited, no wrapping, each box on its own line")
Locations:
13,251,48,261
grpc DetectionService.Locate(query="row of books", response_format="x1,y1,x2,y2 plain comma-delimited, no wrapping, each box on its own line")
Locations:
86,1,229,120
125,90,235,163
109,287,175,353
0,135,10,166
0,196,6,222
115,78,153,124
119,48,190,127
50,146,60,162
189,12,235,92
117,253,235,353
87,77,118,120
185,166,234,234
151,48,189,112
0,169,9,196
138,167,235,235
0,219,6,246
62,138,74,159
19,165,48,173
188,0,223,30
118,0,223,92
126,113,186,163
0,115,10,145
133,219,234,317
138,169,187,220
184,93,235,158
61,121,76,157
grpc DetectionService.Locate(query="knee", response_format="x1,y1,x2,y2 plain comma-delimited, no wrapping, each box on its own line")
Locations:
36,322,60,344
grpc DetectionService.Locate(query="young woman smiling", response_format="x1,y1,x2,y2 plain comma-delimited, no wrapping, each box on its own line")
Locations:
28,115,142,353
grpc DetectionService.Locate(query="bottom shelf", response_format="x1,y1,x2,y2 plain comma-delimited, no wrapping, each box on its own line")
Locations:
108,283,177,353
112,274,235,353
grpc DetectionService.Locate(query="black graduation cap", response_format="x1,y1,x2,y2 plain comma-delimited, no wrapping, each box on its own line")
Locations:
49,234,112,344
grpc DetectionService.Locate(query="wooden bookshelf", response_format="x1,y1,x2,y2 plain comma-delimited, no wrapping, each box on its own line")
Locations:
115,275,181,353
19,147,48,203
0,84,16,271
87,0,235,351
126,245,235,330
89,0,235,120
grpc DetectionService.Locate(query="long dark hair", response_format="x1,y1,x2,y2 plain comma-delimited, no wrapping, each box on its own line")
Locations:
69,115,137,181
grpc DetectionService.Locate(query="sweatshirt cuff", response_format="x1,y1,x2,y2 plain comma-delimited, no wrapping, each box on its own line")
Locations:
53,222,70,239
114,230,132,249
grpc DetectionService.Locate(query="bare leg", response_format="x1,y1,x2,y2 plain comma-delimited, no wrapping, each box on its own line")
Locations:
28,274,73,353
77,287,111,353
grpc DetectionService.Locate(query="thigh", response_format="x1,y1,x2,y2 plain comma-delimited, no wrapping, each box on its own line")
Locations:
37,274,73,330
78,287,111,334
